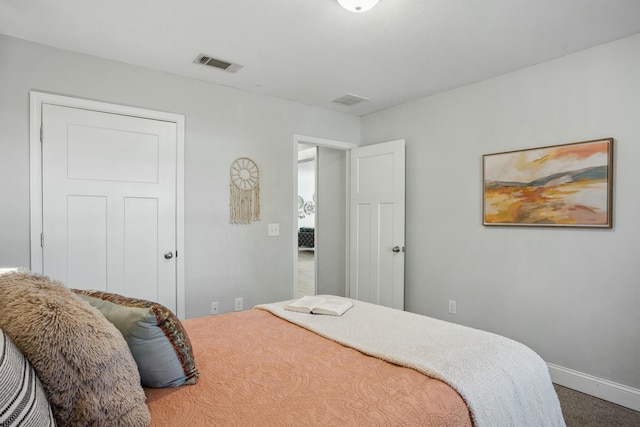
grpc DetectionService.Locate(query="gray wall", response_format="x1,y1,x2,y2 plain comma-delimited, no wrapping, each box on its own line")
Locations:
361,34,640,390
3,29,638,393
316,147,347,296
0,35,360,317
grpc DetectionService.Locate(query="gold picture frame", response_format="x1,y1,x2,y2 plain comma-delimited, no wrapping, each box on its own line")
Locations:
483,138,613,228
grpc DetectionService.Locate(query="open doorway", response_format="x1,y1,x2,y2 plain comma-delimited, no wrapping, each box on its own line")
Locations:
293,135,357,299
296,145,316,298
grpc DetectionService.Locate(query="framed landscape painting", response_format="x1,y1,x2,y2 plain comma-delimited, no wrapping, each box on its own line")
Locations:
483,138,613,228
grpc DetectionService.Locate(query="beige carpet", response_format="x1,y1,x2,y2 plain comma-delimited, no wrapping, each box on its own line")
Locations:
555,384,640,426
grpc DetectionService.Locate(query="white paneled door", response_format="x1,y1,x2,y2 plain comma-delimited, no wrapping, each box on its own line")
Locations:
349,140,405,310
41,104,178,312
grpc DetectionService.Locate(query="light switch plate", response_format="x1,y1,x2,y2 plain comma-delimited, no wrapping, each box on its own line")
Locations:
268,223,280,236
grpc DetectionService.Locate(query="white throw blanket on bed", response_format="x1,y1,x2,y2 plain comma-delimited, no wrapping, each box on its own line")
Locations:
257,296,565,427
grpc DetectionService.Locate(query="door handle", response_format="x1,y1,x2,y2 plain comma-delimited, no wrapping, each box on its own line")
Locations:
392,246,403,253
164,251,174,260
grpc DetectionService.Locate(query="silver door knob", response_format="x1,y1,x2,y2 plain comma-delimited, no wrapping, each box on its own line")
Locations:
392,246,401,253
164,251,174,259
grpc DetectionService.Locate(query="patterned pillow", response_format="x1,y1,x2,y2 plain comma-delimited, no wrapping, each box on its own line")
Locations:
0,329,55,427
0,271,151,426
73,290,199,388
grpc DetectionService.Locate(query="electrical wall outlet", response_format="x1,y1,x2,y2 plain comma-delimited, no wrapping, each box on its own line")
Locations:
235,297,243,311
211,301,219,315
448,300,457,315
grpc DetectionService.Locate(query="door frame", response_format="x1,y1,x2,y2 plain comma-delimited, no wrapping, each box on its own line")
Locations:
29,91,186,319
292,135,357,298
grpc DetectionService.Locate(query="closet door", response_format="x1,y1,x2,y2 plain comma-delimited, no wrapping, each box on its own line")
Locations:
41,103,178,312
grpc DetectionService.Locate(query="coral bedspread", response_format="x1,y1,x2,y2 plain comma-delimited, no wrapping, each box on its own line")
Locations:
145,309,472,426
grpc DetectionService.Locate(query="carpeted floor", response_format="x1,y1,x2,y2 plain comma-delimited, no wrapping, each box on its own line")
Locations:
555,384,640,426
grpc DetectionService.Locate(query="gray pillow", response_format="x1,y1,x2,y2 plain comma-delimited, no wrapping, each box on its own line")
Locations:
0,328,55,426
73,290,199,388
0,271,151,426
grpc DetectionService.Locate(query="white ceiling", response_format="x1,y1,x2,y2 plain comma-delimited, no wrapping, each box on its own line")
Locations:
2,0,640,116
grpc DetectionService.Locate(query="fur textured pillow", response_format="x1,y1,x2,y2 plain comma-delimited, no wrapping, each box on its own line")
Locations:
0,271,151,427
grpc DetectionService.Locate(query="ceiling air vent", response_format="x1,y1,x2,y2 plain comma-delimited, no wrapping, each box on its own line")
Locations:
193,54,243,73
331,93,370,106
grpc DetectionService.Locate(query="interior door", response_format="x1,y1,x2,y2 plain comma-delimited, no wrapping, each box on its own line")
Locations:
41,104,178,311
349,140,405,309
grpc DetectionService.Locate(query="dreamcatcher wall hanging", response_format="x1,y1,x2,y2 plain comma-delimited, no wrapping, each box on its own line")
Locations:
229,157,260,224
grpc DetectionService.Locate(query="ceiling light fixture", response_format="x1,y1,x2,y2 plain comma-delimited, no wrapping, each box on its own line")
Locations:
337,0,379,13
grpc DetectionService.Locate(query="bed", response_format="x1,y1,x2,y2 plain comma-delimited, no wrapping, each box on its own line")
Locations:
145,297,566,426
0,270,565,426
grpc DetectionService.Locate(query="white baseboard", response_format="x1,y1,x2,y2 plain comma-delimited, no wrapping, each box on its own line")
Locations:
548,363,640,412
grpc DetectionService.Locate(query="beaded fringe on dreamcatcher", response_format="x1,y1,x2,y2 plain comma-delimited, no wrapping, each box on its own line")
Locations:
229,157,260,224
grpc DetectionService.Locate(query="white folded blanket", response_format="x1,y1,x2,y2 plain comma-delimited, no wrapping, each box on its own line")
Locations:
257,296,565,427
